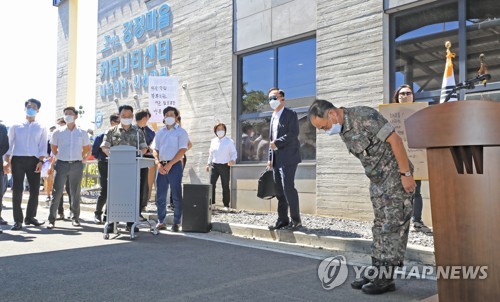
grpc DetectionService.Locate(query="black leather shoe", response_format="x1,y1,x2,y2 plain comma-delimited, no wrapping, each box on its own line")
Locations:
25,218,45,226
288,220,302,230
268,220,289,230
170,224,180,232
11,222,22,231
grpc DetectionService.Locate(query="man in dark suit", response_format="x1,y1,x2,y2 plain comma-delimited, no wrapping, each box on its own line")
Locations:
266,88,302,230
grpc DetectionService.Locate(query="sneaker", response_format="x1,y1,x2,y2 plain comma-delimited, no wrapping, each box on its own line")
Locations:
170,224,180,232
94,214,102,224
72,219,81,227
223,207,230,212
47,222,55,229
156,223,166,230
413,221,432,233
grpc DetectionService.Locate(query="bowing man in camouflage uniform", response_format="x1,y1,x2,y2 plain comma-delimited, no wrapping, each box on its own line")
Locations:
100,105,147,234
308,99,416,295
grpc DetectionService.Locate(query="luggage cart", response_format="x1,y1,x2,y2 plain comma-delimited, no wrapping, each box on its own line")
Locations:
103,146,158,240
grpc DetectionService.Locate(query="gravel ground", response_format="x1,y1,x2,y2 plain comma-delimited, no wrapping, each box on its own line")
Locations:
210,208,435,248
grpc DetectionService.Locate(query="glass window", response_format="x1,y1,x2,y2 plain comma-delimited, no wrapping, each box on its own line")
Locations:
238,38,316,162
238,114,317,162
278,39,316,100
393,1,459,102
241,50,275,115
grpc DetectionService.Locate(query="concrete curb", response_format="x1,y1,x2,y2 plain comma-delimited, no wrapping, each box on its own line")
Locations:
211,222,435,266
4,194,435,265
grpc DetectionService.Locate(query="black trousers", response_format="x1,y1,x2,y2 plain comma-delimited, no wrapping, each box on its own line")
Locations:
95,160,108,216
11,156,41,223
273,163,300,223
139,167,149,211
210,163,230,207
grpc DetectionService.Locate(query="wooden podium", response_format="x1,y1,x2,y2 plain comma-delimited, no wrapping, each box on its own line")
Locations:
405,101,500,302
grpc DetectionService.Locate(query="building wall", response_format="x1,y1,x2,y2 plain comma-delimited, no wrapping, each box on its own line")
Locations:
55,1,70,115
316,0,385,220
94,0,233,188
234,0,316,52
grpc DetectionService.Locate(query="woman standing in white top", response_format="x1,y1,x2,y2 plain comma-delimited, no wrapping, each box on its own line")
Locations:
206,123,237,211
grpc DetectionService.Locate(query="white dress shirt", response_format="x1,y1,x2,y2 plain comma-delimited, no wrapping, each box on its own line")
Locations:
271,106,284,142
207,136,237,164
50,126,90,161
152,124,189,161
7,120,48,158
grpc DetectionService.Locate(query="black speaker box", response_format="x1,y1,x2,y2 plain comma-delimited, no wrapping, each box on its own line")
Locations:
182,184,212,232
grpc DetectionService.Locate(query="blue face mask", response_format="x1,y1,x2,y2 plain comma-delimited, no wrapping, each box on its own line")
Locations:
26,108,37,117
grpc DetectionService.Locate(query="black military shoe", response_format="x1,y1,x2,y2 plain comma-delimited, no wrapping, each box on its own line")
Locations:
351,268,375,289
361,278,396,294
362,266,396,295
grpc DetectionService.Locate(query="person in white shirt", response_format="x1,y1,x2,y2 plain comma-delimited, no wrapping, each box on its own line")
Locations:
46,107,91,229
152,106,189,232
3,99,48,230
205,123,237,211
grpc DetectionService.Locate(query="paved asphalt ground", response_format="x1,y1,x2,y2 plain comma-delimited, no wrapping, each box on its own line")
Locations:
0,202,437,301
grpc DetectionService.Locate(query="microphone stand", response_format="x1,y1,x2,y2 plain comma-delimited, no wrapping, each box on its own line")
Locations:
444,74,491,102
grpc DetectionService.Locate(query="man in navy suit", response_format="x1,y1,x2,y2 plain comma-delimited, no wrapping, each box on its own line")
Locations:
266,88,302,230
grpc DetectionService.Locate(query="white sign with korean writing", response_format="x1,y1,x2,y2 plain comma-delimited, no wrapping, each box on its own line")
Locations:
148,76,179,122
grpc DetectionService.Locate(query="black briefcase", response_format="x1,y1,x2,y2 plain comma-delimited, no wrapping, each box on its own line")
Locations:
257,170,276,200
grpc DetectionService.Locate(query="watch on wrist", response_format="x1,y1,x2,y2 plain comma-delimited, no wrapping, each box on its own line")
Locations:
400,171,412,177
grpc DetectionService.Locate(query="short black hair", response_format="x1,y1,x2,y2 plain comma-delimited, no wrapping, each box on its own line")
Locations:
135,109,151,121
268,88,285,97
63,106,78,115
163,106,179,117
25,98,42,109
109,113,120,124
307,99,336,121
118,105,134,114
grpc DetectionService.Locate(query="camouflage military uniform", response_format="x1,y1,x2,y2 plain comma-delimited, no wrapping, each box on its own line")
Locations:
339,106,413,266
101,124,147,150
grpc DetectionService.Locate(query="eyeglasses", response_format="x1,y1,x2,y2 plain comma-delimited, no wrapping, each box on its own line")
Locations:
399,91,413,96
268,95,278,101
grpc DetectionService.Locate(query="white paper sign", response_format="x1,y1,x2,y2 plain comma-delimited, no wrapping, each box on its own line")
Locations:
148,76,179,123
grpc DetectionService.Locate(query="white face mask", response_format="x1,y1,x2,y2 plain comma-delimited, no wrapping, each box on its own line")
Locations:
64,115,75,124
269,99,281,110
121,118,133,126
164,117,176,126
216,130,225,138
325,115,342,135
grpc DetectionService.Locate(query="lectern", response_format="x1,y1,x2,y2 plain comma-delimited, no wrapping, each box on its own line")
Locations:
405,101,500,302
104,146,157,240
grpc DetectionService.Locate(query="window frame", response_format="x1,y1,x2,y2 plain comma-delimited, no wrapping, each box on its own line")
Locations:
236,36,317,164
